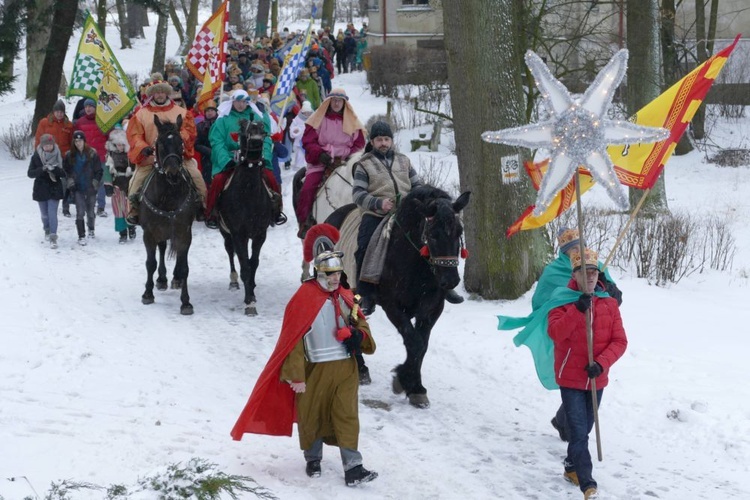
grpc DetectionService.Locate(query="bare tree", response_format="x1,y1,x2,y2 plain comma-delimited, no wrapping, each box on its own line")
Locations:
25,0,53,99
168,1,186,47
127,1,147,38
97,0,107,36
627,0,668,212
443,0,548,299
321,0,335,29
152,2,169,74
116,0,133,49
182,0,200,55
256,0,271,36
32,0,78,132
229,0,242,28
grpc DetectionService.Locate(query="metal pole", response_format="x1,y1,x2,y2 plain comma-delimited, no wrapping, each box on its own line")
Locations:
574,171,603,461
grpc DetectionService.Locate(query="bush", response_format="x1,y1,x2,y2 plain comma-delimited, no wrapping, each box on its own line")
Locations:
367,45,447,98
1,117,34,160
550,208,735,285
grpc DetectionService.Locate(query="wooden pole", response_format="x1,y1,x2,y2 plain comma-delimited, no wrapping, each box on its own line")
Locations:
574,172,603,462
602,187,652,270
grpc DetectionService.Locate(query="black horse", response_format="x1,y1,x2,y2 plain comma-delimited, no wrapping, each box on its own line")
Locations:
328,186,470,408
140,115,200,315
217,119,273,316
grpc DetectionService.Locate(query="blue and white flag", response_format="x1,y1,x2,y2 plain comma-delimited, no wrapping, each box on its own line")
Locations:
270,19,313,117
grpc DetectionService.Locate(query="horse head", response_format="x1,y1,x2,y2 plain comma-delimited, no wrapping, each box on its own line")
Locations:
413,189,471,291
153,114,184,178
238,119,266,166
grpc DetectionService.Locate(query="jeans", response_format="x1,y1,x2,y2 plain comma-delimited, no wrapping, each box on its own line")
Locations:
97,183,106,211
38,200,60,235
74,191,96,230
560,387,603,492
304,438,362,471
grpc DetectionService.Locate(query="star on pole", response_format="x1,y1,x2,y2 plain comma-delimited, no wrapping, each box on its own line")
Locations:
482,50,670,216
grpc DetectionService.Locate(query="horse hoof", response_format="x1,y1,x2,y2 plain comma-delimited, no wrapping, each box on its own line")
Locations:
245,303,257,316
180,304,194,315
142,296,154,305
170,279,182,289
156,281,168,291
408,393,430,409
229,282,240,290
392,374,404,394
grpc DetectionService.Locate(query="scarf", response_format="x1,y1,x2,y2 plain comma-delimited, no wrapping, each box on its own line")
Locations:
37,144,62,182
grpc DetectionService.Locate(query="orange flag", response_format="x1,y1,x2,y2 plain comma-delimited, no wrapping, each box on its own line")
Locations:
186,0,230,110
507,34,741,237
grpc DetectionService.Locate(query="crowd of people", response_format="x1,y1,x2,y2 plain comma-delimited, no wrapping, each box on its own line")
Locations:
25,20,627,499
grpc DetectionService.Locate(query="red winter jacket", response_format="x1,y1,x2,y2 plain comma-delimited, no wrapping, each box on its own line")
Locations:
74,113,109,162
548,279,628,391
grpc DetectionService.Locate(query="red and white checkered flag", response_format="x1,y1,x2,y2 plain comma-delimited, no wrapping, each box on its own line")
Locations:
186,0,229,108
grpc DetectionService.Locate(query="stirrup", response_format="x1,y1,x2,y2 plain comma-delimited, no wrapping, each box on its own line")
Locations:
274,211,288,226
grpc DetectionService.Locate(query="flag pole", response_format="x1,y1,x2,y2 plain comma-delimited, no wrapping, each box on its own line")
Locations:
574,171,603,462
602,187,652,271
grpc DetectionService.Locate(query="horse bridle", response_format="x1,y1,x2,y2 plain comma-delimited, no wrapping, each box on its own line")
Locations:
142,139,195,219
397,214,462,269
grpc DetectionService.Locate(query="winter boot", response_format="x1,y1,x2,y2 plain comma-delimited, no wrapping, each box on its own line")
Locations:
88,229,95,239
49,234,58,249
128,225,137,239
344,465,378,487
126,194,140,226
305,460,321,478
270,192,287,226
97,207,108,217
44,229,50,241
564,471,579,486
119,231,128,244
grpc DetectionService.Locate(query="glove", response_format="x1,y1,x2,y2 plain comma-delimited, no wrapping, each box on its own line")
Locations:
599,272,623,306
575,293,592,313
104,184,114,197
342,328,363,357
289,381,306,393
318,152,332,166
141,146,154,157
66,178,75,190
585,362,603,379
92,179,100,190
125,166,133,177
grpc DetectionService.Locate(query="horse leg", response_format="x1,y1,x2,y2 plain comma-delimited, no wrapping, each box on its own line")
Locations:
142,241,157,304
232,234,255,315
156,241,168,290
243,234,266,316
175,250,193,315
356,353,371,385
404,314,441,408
223,232,240,290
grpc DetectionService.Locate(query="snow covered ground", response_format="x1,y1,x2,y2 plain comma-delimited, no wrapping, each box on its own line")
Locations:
1,17,750,500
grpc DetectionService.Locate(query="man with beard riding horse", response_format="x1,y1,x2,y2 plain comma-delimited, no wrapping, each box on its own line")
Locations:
352,120,464,316
125,73,207,226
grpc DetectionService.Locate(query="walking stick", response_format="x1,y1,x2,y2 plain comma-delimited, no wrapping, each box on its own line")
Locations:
574,172,603,462
602,187,652,270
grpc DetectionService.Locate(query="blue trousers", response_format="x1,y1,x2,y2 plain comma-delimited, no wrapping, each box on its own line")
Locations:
38,200,60,235
560,386,603,492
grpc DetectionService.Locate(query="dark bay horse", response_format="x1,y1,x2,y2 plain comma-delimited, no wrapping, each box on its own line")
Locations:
140,115,200,315
217,119,272,316
328,186,471,408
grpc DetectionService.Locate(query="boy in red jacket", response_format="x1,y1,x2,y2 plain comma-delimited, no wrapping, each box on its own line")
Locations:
548,248,628,500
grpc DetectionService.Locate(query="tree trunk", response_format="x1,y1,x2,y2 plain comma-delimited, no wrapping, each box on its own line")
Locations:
152,7,169,75
25,0,54,100
229,0,242,28
660,0,693,155
256,0,271,37
168,1,185,47
127,2,146,38
32,0,78,133
0,0,25,96
212,0,222,12
627,0,668,213
97,0,107,37
443,0,548,299
321,0,335,30
271,0,278,35
180,0,200,56
115,0,132,49
692,0,708,140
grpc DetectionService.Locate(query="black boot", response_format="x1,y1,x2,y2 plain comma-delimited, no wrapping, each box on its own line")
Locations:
76,220,87,246
345,465,378,486
445,289,464,304
119,230,128,244
305,460,321,478
270,192,287,226
128,225,137,239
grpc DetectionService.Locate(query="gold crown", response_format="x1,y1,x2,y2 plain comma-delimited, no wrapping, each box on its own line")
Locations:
569,248,599,271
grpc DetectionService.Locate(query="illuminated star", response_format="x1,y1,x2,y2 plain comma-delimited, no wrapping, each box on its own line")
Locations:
482,50,669,216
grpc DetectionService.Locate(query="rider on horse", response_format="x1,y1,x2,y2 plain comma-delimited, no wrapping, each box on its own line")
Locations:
352,121,464,315
125,73,206,226
296,88,366,239
205,89,285,228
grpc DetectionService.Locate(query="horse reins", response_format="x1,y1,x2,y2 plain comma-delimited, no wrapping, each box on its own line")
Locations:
142,141,196,219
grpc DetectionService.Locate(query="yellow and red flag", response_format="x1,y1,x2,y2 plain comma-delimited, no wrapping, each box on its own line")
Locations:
507,34,741,237
186,0,229,110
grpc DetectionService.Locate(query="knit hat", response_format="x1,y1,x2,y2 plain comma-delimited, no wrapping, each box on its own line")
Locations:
73,130,86,141
557,227,580,255
53,99,66,112
39,134,55,147
84,98,96,108
327,88,348,101
569,248,599,272
300,100,314,115
369,120,393,140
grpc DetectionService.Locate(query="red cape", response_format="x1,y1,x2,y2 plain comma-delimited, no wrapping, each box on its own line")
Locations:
230,281,359,440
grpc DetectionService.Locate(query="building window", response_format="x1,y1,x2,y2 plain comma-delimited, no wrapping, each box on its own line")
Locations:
402,0,430,5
